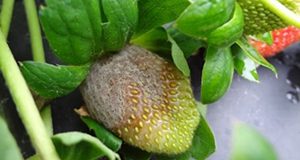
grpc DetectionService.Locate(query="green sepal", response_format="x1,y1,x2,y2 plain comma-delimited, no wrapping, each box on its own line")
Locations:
232,44,260,83
207,2,244,48
131,27,171,55
175,0,235,39
252,32,273,45
168,28,206,58
81,116,122,152
236,36,277,77
201,47,234,104
168,34,191,77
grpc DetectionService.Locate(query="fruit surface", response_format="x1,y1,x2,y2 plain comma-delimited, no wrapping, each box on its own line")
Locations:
237,0,300,35
80,45,200,154
250,26,300,57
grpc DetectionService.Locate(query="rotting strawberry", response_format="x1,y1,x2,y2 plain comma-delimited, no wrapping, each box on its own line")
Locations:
237,0,300,35
80,45,200,154
249,26,300,57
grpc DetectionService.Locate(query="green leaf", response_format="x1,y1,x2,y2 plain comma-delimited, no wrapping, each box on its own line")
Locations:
201,47,234,104
0,117,23,160
131,27,171,54
40,0,103,65
81,116,122,152
101,0,138,51
122,145,151,160
254,32,274,45
132,27,194,77
156,115,216,160
236,36,277,76
232,45,259,83
175,0,235,38
231,123,278,160
207,2,244,47
20,61,89,99
132,27,204,59
168,34,190,77
52,132,120,160
168,28,205,58
135,0,190,36
196,101,207,117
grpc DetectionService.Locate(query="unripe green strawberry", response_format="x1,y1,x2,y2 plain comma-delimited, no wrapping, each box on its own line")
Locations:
80,45,200,154
237,0,300,35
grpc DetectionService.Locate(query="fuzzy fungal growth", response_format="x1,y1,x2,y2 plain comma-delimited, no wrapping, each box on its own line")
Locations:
237,0,300,35
80,45,200,154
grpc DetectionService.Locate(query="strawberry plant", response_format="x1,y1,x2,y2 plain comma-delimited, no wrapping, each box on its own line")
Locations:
0,0,299,160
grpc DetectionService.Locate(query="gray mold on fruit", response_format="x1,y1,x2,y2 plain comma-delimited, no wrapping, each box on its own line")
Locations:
80,45,200,154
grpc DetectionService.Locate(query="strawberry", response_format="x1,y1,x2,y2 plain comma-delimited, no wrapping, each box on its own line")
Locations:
80,45,200,154
237,0,300,35
249,26,300,57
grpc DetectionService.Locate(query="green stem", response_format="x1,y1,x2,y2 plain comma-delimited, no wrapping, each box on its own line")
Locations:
261,0,300,28
41,106,53,136
24,0,53,135
0,0,15,39
23,0,45,62
0,30,60,160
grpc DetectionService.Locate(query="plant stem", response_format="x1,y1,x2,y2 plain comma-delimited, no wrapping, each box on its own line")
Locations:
0,30,60,160
23,0,45,62
41,105,53,136
261,0,300,28
23,0,53,136
0,0,15,39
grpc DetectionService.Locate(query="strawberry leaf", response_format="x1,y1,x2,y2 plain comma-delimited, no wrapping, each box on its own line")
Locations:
168,34,191,77
40,0,103,65
201,47,234,104
133,26,192,77
175,0,235,38
52,132,120,160
132,27,204,59
254,32,274,45
196,101,207,117
80,116,122,152
232,45,260,83
135,0,190,37
101,0,138,51
207,2,244,48
156,115,216,160
231,123,278,160
0,117,22,160
20,61,89,99
131,27,171,55
236,36,278,76
168,28,205,58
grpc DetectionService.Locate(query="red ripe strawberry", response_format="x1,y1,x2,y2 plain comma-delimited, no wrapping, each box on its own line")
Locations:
249,26,300,57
